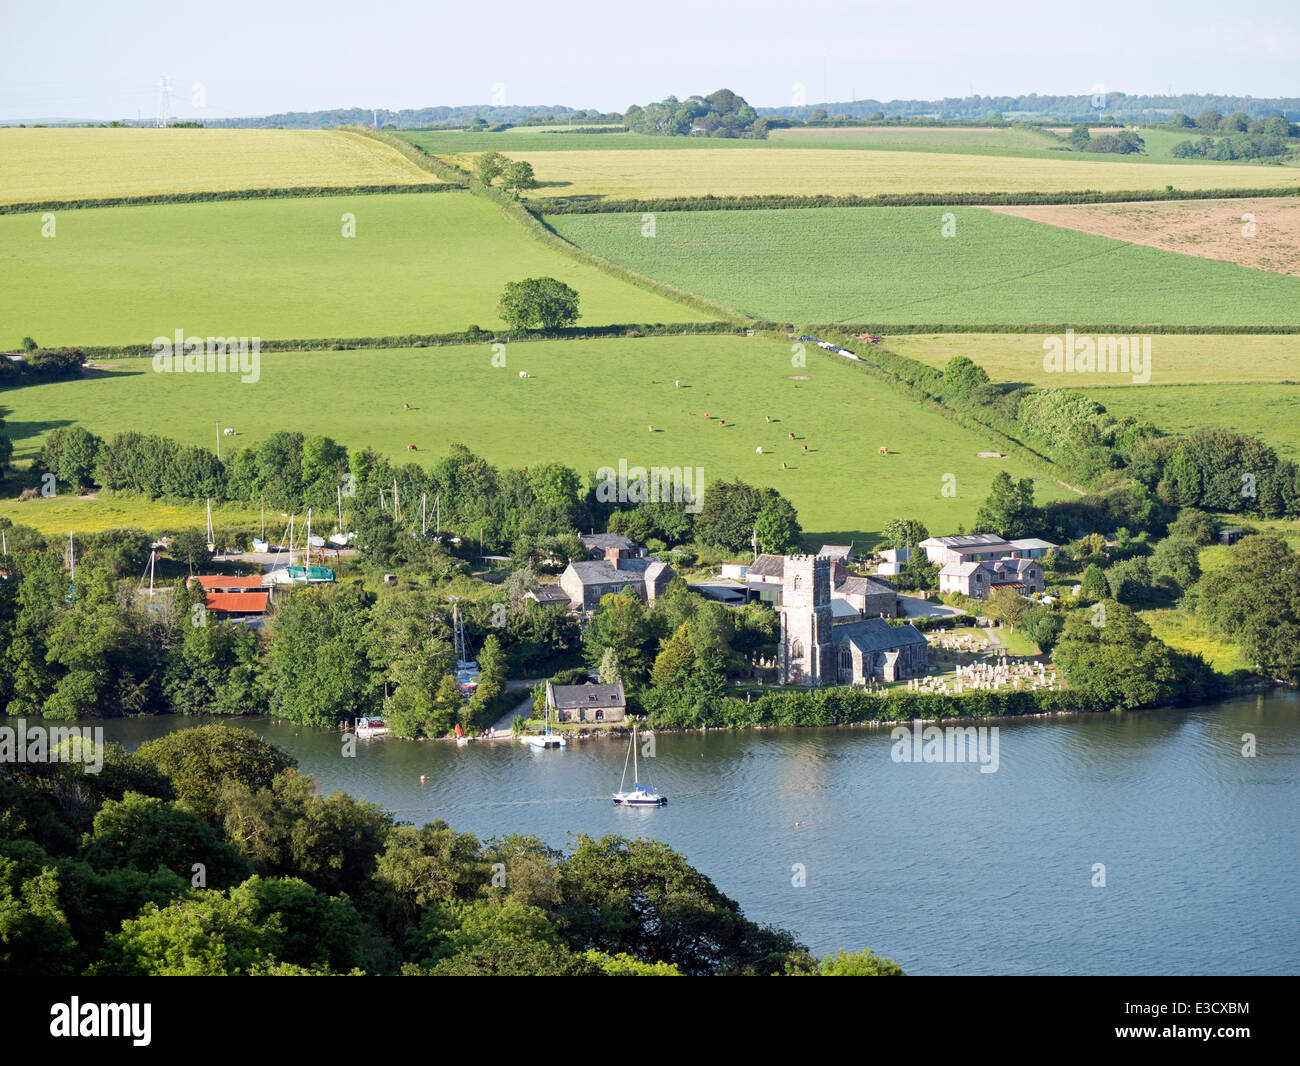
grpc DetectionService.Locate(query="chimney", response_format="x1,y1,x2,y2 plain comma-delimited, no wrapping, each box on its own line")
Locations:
605,545,623,570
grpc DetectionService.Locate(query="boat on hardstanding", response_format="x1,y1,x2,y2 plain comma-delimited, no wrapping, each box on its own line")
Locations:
612,725,666,806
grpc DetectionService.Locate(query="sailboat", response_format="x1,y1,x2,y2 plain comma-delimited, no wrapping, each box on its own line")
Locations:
253,495,269,553
451,601,480,699
205,499,216,554
612,726,666,806
454,721,476,746
520,695,566,749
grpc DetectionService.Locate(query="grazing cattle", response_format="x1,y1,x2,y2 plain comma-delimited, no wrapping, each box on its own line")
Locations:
878,446,888,455
765,415,771,423
222,427,236,436
403,403,410,409
675,379,681,387
755,446,763,455
788,432,795,440
719,419,725,426
519,371,529,378
407,444,418,451
703,411,709,418
781,462,787,469
802,444,808,452
648,425,654,432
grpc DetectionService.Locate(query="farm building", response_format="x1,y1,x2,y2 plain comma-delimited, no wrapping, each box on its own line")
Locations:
558,547,675,611
776,555,926,686
939,557,1044,601
545,681,626,723
188,574,270,592
876,546,911,576
918,533,1057,567
202,590,269,623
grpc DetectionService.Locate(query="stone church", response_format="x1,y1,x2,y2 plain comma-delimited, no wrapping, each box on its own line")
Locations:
778,555,928,686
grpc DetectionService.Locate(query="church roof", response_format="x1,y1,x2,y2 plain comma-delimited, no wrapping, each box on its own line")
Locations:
835,616,927,653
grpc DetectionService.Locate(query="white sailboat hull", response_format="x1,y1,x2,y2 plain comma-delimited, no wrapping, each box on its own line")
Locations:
613,791,667,807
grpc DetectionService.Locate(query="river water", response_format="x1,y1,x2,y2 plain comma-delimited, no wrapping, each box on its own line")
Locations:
85,690,1300,975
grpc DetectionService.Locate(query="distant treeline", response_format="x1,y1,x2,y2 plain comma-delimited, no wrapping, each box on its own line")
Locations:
758,93,1300,122
202,104,586,129
536,187,1300,215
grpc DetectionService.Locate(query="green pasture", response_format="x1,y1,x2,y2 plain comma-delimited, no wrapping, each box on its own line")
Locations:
546,206,1300,326
0,334,1071,541
0,191,712,349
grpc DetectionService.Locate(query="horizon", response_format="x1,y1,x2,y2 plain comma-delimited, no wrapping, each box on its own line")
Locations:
1,0,1296,123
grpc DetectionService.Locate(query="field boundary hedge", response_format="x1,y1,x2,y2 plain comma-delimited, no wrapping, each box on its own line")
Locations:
0,183,460,215
340,125,471,185
534,187,1300,214
808,322,1300,336
40,322,760,360
468,179,748,323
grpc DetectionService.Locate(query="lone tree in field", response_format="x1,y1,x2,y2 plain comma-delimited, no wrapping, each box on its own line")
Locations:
474,151,509,185
498,278,580,330
501,160,536,191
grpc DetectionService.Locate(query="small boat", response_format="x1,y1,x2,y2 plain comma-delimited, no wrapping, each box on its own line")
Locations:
612,725,666,806
520,700,566,749
355,716,388,738
454,722,476,746
252,539,270,552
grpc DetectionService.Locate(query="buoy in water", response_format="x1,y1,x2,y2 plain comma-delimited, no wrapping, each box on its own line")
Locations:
420,775,427,783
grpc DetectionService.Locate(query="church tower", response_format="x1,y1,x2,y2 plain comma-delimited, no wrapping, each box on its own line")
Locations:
778,555,835,685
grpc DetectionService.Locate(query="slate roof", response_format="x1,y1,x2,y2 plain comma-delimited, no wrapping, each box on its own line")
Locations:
836,616,927,653
920,533,1009,550
548,682,626,710
837,574,896,597
567,557,671,586
748,554,786,579
527,586,571,604
580,533,636,552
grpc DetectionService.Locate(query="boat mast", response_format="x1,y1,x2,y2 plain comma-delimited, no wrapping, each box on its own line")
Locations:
632,725,639,784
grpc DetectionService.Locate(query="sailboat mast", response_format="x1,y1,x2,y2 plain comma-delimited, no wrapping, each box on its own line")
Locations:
632,726,639,783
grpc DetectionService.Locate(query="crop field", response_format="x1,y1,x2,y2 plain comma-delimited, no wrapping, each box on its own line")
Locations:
1073,383,1300,459
0,335,1071,540
884,333,1300,386
0,128,439,205
494,148,1300,200
547,206,1300,326
0,191,711,348
770,125,1065,150
987,197,1300,275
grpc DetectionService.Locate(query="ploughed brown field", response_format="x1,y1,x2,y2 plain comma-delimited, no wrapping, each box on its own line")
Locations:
985,197,1300,276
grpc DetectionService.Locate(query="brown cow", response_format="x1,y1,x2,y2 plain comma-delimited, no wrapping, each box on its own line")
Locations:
407,444,418,451
878,446,888,455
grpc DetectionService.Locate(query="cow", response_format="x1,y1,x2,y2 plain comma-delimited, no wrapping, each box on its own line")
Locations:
407,444,418,451
519,371,529,379
755,446,763,454
878,446,888,455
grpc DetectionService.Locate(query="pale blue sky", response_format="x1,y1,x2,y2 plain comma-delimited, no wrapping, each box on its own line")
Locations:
2,0,1296,121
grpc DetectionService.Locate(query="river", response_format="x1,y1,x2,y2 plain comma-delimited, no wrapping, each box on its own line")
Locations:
84,690,1300,975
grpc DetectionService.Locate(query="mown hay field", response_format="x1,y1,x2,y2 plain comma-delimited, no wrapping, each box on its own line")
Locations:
0,128,441,205
0,192,712,348
885,333,1300,386
547,206,1300,326
504,147,1300,200
0,335,1070,540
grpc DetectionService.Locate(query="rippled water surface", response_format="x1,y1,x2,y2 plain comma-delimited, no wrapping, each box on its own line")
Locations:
90,691,1300,975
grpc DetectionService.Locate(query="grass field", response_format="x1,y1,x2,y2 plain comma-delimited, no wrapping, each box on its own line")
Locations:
1077,383,1300,459
0,128,440,205
0,192,712,348
1137,609,1251,672
0,335,1071,540
885,333,1300,386
547,206,1300,326
497,148,1300,200
0,492,261,538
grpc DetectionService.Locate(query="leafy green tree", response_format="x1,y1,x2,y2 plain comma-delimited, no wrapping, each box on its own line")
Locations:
974,471,1040,540
40,426,101,493
597,647,622,685
0,846,77,975
1197,535,1300,681
498,277,580,330
135,726,296,823
557,834,813,975
881,518,929,550
1021,606,1064,652
501,160,536,190
754,502,801,554
584,588,658,684
1152,536,1201,591
1080,563,1109,600
818,948,904,976
1051,602,1180,709
474,150,509,184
